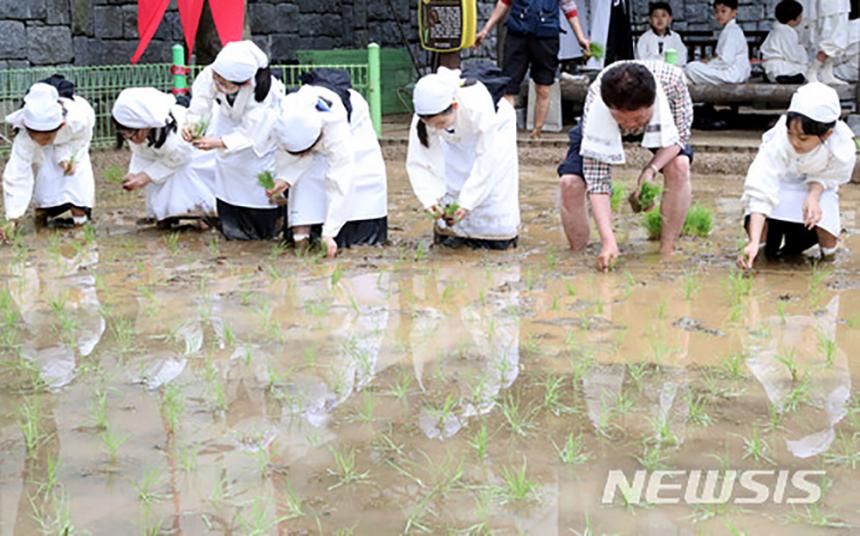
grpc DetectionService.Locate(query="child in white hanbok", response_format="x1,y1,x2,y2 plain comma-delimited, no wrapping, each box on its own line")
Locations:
2,83,95,238
738,83,856,269
761,0,809,83
636,2,688,66
112,88,216,227
182,40,285,240
685,0,751,84
406,68,520,250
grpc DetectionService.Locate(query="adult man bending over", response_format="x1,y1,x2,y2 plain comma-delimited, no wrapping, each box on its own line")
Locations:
558,61,693,270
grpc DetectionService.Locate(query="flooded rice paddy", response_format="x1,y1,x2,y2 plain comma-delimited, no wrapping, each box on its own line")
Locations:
1,150,860,535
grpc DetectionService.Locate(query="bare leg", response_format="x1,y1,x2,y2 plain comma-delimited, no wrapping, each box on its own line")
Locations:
816,227,838,256
658,155,692,255
559,174,590,251
530,83,551,139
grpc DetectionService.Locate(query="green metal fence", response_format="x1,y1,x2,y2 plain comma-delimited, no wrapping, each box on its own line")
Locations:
1,56,373,156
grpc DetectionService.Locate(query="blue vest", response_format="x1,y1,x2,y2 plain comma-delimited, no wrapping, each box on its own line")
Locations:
505,0,561,38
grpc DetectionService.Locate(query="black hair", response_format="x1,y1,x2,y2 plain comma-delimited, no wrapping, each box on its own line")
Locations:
786,111,836,137
775,0,803,24
113,112,178,150
600,63,656,111
415,104,456,148
649,2,672,17
714,0,738,10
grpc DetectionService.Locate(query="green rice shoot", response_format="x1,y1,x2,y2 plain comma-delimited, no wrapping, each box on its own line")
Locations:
642,203,715,240
104,164,125,184
257,171,275,190
638,182,662,212
589,42,605,60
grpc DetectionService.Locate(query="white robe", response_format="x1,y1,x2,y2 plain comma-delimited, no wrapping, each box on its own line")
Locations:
127,105,217,221
761,22,808,79
741,115,856,238
833,19,860,82
275,86,387,237
187,65,284,209
802,0,852,58
685,18,751,84
406,82,520,241
636,29,688,66
3,95,95,220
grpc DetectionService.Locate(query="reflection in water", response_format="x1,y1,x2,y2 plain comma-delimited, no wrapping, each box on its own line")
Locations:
746,295,851,458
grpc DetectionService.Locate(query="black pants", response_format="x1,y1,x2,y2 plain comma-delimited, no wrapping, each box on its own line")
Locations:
746,215,820,259
433,231,518,250
36,203,92,227
772,74,807,85
286,216,388,249
216,198,286,241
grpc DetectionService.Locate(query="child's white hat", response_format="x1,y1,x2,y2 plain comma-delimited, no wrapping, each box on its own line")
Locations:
788,82,841,124
112,88,176,129
212,40,268,83
413,67,461,116
5,83,64,131
273,92,323,153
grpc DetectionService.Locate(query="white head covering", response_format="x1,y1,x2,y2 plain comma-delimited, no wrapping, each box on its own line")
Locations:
112,88,176,129
273,92,323,153
212,40,269,83
5,83,64,131
788,82,841,124
413,67,461,116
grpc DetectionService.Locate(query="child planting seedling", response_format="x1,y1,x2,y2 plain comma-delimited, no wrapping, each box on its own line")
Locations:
629,181,662,213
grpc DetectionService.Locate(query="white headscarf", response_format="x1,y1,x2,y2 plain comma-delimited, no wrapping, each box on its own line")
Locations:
413,67,461,116
112,88,176,129
5,83,64,131
273,92,323,152
788,82,841,124
212,40,269,83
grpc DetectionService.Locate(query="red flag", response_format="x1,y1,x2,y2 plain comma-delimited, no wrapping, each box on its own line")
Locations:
209,0,246,45
177,0,206,56
130,0,171,64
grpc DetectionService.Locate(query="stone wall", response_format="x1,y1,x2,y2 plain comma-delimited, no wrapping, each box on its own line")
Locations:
627,0,781,33
0,0,500,69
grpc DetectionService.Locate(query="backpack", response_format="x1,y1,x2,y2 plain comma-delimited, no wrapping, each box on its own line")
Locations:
460,62,511,111
300,68,353,122
40,74,75,99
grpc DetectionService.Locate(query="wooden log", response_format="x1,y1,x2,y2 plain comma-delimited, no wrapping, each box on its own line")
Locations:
560,72,858,107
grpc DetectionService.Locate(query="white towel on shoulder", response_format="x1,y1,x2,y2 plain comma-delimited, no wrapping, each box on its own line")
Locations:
580,82,679,165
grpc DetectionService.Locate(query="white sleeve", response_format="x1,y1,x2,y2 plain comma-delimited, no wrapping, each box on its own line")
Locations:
406,115,447,209
2,134,37,220
138,133,194,185
53,115,93,165
785,30,809,65
636,34,651,60
741,133,789,216
186,67,216,125
714,26,746,65
457,101,501,212
320,118,355,238
806,146,857,191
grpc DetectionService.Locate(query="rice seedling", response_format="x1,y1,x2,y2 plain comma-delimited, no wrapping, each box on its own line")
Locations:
648,415,678,447
208,236,220,257
775,349,799,383
103,163,125,184
82,221,96,244
682,204,714,237
256,170,275,190
739,427,773,464
541,374,574,416
781,373,812,413
589,41,605,59
818,333,837,366
351,391,377,424
238,496,291,536
281,479,306,520
414,242,428,262
785,504,851,529
163,231,181,255
327,447,371,490
636,442,668,471
565,282,576,296
247,446,272,479
642,208,663,240
610,183,628,212
175,443,199,473
637,182,663,213
29,490,76,536
30,454,60,499
18,398,50,457
687,394,712,427
682,271,701,301
721,352,746,379
469,423,490,461
500,394,537,437
427,393,459,432
808,264,831,304
109,315,136,353
134,466,170,505
209,466,230,504
101,422,128,463
777,300,788,324
656,299,667,319
493,458,540,504
402,454,464,533
161,383,184,434
823,431,860,469
726,269,753,306
552,432,590,466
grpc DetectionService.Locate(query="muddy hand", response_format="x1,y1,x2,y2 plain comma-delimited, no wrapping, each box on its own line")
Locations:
596,243,619,272
267,179,290,203
323,236,338,259
736,241,759,271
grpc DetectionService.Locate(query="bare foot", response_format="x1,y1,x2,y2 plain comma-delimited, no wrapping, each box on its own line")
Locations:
529,128,542,140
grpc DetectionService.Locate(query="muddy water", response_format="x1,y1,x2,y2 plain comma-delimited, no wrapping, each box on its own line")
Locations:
1,151,860,535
